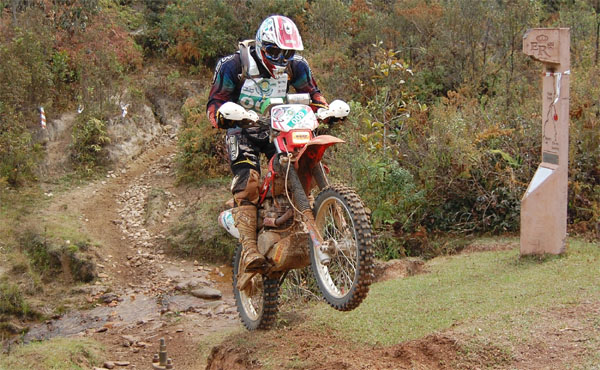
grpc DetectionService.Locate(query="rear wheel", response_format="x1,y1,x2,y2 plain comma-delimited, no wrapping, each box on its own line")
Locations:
232,244,279,330
311,184,374,311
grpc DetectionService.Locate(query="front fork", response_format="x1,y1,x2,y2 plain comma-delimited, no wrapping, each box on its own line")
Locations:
280,156,331,265
312,162,329,190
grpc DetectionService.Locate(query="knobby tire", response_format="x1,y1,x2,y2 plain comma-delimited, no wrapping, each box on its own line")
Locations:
311,184,374,311
232,243,280,330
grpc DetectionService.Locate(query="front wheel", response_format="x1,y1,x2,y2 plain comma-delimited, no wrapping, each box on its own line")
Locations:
232,244,279,330
311,184,374,311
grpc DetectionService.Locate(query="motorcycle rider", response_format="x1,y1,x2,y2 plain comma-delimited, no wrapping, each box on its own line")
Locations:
207,15,328,273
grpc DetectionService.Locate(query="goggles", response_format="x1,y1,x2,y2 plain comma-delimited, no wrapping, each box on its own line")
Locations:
263,44,295,64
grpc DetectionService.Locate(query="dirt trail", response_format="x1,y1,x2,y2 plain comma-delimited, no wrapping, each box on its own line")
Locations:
27,138,240,369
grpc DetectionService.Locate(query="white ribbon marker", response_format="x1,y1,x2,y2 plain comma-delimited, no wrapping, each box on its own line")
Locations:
545,70,570,105
120,103,129,118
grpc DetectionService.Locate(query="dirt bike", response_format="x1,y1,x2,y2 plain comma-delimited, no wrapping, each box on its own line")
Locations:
217,94,374,330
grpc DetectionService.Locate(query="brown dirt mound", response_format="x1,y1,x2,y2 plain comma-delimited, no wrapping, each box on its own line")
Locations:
206,342,257,370
385,335,461,369
373,258,425,282
205,329,471,370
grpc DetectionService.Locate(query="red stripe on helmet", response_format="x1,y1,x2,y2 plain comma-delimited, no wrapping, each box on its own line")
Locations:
275,16,302,50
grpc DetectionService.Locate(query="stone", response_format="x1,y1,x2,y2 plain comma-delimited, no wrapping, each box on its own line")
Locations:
100,293,119,303
190,287,222,299
103,361,115,369
115,361,130,366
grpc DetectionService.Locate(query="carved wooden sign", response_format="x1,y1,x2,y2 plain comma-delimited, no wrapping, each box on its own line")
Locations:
520,28,570,255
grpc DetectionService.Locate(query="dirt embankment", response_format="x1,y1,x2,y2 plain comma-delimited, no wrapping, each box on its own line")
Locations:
205,300,600,370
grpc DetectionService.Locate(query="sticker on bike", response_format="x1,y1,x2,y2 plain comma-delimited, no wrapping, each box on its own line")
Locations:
271,105,319,132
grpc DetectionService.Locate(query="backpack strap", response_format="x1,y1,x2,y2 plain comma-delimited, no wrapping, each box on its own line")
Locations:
238,40,260,84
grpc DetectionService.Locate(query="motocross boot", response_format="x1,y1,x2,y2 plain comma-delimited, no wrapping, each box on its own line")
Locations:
233,205,268,273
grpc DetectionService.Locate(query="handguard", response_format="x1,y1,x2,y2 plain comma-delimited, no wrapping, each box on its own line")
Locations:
316,100,350,121
217,102,259,125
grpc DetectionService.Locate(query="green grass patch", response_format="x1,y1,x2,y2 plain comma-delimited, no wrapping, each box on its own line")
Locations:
0,186,44,251
311,239,600,346
0,338,104,370
0,282,32,318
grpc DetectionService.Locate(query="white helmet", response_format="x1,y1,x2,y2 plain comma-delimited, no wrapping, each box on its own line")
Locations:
255,15,303,78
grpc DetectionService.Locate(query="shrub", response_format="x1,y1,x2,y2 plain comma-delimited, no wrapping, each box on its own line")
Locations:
0,113,42,186
70,115,111,172
157,0,306,66
18,230,97,282
176,94,228,183
0,21,54,115
159,0,244,65
0,282,31,318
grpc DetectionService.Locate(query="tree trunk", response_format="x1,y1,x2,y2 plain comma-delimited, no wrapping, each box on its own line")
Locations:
594,14,600,65
10,0,19,24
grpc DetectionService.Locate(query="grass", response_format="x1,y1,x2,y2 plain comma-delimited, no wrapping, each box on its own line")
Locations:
0,282,31,318
310,239,600,346
39,211,92,250
166,184,236,263
0,186,44,252
0,338,104,370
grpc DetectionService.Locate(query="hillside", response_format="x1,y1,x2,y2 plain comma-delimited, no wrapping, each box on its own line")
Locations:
0,0,599,369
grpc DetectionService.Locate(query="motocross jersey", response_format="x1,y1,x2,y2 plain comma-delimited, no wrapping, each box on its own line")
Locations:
207,46,327,129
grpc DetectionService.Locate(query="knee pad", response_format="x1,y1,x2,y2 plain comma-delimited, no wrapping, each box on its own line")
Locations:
232,168,260,206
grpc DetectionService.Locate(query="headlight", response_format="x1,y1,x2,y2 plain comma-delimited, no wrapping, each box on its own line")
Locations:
291,131,311,145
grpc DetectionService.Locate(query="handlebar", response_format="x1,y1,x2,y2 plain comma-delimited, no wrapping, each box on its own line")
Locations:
218,99,350,130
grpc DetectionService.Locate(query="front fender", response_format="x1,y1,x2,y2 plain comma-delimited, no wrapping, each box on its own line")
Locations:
295,135,344,191
296,135,344,169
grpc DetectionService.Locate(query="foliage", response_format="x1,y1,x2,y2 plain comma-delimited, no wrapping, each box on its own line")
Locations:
306,0,351,47
0,113,42,186
0,282,31,318
19,230,54,273
17,228,96,282
155,0,305,65
159,0,243,65
322,2,598,251
1,0,599,262
176,94,229,183
70,115,111,172
0,22,54,114
568,65,600,237
49,0,99,36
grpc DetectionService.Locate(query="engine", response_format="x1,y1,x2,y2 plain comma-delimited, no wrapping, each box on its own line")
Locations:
258,195,294,230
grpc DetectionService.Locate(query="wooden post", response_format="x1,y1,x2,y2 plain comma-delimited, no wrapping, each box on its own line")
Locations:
520,28,570,255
